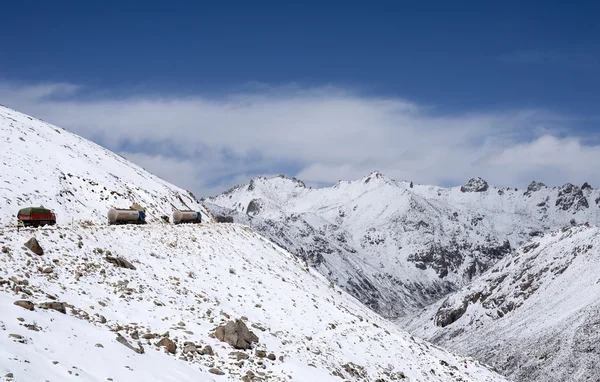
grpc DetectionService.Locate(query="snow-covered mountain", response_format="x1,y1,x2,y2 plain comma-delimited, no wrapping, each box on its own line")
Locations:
206,173,600,318
403,224,600,382
0,105,206,226
0,105,508,381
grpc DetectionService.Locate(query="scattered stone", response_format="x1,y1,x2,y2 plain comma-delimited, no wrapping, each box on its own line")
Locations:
116,334,144,354
183,342,196,354
104,256,136,270
215,319,259,350
24,324,40,331
95,314,107,324
38,301,67,314
255,350,267,358
42,267,53,274
230,351,249,360
95,343,104,348
52,361,59,365
5,373,13,378
24,237,43,255
199,345,214,356
14,300,34,311
142,333,157,340
268,353,276,361
208,368,225,375
155,337,177,354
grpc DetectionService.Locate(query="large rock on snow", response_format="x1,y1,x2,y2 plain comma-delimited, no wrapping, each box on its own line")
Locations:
155,337,177,354
104,255,136,270
215,319,259,350
460,177,489,193
38,301,67,314
24,237,43,255
13,300,34,311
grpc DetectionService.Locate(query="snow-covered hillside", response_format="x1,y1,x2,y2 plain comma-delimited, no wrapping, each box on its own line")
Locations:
206,173,600,317
0,105,509,381
402,224,600,382
0,105,206,225
0,224,507,382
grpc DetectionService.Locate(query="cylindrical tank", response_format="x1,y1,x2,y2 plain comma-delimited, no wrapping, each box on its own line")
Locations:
172,210,201,224
108,208,141,224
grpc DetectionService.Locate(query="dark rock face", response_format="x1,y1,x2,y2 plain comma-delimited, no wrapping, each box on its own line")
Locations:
460,177,489,193
24,238,43,255
525,181,546,196
105,255,136,270
246,199,262,216
582,182,593,190
215,319,259,350
408,240,511,280
556,184,589,212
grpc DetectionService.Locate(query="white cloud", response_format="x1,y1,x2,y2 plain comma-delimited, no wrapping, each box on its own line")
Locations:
1,81,598,195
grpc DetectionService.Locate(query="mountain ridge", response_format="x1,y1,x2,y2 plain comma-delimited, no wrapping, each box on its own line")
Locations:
206,172,600,318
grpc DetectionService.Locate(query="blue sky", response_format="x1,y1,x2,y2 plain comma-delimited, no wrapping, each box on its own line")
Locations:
1,1,599,195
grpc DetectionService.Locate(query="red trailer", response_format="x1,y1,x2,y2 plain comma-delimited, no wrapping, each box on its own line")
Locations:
17,207,57,227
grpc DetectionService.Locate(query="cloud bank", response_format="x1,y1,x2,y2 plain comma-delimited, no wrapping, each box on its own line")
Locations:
0,81,597,196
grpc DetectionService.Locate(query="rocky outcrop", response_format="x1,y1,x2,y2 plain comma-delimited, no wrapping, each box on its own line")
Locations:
524,181,546,196
215,319,259,350
556,183,589,212
460,177,489,193
24,237,43,255
246,199,262,216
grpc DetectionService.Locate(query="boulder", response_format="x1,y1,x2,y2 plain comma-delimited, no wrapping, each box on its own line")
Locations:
199,345,214,356
230,351,249,360
460,177,489,193
208,368,225,375
24,238,43,256
183,342,196,354
155,337,177,354
13,300,34,311
104,256,136,270
116,334,144,354
215,319,259,349
38,301,66,314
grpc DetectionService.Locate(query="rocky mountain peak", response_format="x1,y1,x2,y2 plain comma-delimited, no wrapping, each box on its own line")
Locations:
556,183,589,212
524,180,547,196
460,177,489,193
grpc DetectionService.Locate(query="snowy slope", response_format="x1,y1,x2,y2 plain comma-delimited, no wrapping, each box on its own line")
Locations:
0,106,508,381
206,174,600,317
402,224,600,382
0,224,507,382
0,105,207,225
